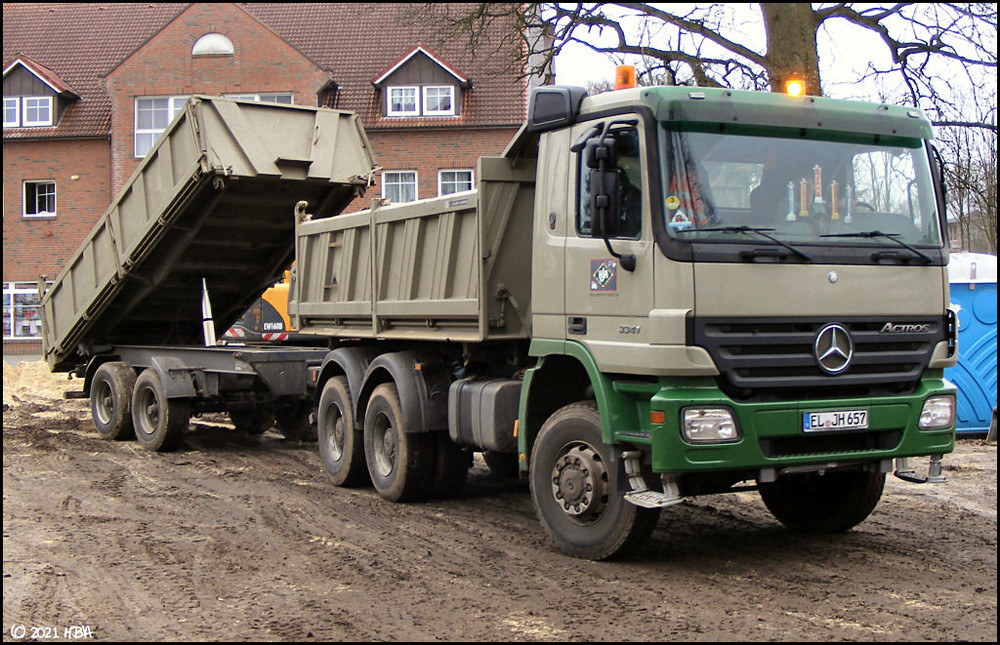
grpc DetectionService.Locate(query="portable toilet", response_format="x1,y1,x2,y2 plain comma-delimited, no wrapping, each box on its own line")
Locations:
945,253,997,435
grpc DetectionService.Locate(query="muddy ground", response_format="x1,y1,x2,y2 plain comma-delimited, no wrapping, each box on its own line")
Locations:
3,360,996,642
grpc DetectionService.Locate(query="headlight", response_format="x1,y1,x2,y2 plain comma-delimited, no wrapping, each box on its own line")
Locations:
919,395,955,430
681,407,740,443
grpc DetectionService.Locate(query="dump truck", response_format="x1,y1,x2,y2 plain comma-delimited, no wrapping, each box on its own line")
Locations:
41,86,958,560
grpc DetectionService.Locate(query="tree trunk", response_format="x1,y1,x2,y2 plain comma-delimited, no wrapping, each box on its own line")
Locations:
761,3,822,95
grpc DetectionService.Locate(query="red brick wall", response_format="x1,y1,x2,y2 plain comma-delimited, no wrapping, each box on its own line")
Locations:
349,127,520,211
102,3,332,195
2,138,112,281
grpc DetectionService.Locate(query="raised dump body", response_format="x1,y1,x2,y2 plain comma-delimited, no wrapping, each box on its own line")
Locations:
291,156,536,343
40,96,377,371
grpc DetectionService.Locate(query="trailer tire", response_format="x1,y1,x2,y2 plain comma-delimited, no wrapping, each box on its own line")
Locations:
759,469,885,533
91,362,137,441
132,370,189,452
318,376,368,487
363,383,433,502
530,402,660,560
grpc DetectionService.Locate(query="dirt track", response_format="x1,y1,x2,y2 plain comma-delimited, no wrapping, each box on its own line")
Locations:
3,361,997,642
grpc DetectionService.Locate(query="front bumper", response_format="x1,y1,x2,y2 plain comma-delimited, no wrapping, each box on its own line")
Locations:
644,376,956,475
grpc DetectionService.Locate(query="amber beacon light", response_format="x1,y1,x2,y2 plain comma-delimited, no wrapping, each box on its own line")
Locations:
615,65,637,90
785,78,805,96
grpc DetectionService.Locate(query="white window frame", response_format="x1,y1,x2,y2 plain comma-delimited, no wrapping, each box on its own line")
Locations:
3,281,47,340
382,170,418,204
387,86,420,117
423,86,455,116
22,96,53,126
3,97,20,127
23,180,56,218
438,169,473,196
224,92,293,105
134,95,188,158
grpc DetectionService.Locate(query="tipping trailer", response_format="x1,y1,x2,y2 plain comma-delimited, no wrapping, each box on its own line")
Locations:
40,96,377,445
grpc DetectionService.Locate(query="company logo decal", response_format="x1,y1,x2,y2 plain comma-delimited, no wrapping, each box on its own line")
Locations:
814,323,853,375
590,259,617,292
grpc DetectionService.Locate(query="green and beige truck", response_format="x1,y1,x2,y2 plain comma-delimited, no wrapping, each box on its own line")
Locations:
41,86,958,560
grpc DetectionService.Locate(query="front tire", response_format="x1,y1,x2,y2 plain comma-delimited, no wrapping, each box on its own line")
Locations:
363,383,433,502
317,376,368,487
131,370,189,452
90,361,137,441
758,468,885,533
529,402,660,560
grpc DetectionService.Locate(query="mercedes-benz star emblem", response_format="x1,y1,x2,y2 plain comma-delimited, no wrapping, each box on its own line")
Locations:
814,323,853,375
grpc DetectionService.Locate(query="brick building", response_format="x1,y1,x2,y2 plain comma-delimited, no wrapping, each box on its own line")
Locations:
3,3,540,356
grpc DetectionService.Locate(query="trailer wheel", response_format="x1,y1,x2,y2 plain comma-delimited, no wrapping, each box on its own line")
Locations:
363,383,433,502
131,370,189,452
91,362,137,441
758,469,885,533
318,376,368,487
530,402,660,560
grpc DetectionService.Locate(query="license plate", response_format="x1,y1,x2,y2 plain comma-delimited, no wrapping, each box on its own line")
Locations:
803,409,868,432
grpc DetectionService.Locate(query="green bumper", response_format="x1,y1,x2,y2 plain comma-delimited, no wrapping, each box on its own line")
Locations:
644,377,956,474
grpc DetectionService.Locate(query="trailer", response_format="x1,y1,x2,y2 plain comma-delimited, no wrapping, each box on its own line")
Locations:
40,96,377,446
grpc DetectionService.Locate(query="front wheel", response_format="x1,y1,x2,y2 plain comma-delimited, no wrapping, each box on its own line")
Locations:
529,402,660,560
758,468,885,533
131,370,189,452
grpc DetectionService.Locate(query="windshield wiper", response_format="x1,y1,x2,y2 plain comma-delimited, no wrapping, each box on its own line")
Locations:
677,225,812,262
820,230,933,264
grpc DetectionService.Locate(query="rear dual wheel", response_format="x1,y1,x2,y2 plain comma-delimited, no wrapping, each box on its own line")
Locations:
131,370,190,452
363,383,434,502
90,362,137,441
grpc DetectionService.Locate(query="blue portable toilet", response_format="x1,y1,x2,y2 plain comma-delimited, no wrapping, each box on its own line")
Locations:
945,253,997,435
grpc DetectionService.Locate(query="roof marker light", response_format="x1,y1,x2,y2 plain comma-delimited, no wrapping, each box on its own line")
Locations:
615,65,637,90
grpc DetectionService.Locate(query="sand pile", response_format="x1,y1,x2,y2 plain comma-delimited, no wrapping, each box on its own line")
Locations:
3,359,79,406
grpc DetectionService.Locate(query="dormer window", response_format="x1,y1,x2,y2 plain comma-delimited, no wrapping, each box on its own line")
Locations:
375,45,468,119
423,86,454,116
3,96,53,127
387,87,419,116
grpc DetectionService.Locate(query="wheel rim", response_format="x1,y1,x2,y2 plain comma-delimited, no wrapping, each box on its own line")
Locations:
371,411,396,478
323,403,345,461
549,442,609,524
94,380,114,425
135,386,159,437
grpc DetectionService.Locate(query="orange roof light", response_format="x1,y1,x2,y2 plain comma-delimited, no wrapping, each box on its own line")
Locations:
785,78,805,97
615,65,637,90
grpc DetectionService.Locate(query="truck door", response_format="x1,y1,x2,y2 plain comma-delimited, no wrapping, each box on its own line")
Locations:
564,118,655,372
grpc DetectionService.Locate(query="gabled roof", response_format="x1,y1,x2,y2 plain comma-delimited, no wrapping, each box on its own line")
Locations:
3,2,526,140
373,45,471,88
3,56,80,98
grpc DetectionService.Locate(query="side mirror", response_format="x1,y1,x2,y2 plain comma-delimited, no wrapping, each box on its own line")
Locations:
589,169,620,238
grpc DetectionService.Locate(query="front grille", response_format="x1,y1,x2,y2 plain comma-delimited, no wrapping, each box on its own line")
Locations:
693,316,948,400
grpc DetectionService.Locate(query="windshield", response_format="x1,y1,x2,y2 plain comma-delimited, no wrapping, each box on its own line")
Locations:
658,128,944,251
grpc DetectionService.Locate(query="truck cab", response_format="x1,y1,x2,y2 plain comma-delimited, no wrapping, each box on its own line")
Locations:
514,84,957,558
